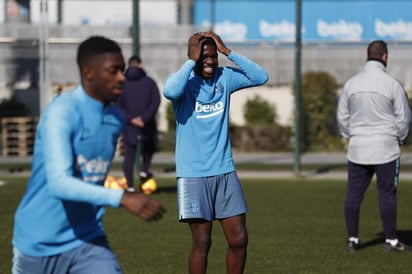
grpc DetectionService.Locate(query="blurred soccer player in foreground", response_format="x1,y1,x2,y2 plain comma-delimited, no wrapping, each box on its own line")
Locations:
164,31,268,273
337,40,411,252
12,36,165,274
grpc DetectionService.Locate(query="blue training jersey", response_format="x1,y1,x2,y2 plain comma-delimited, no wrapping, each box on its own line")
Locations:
164,51,268,177
12,85,126,257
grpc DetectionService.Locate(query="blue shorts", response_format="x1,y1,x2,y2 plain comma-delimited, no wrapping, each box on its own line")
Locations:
177,171,248,221
12,237,122,274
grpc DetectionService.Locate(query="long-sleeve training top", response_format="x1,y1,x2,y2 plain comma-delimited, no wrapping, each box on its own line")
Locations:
13,85,125,256
164,51,269,177
337,60,411,165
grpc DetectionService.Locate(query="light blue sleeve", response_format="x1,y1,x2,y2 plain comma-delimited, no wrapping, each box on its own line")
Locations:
41,99,124,208
163,59,196,101
226,51,269,92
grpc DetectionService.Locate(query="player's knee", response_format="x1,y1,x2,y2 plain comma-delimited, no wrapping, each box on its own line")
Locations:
229,231,248,249
193,235,212,253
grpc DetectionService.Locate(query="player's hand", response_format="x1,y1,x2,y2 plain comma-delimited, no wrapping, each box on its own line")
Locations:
120,192,166,221
187,33,206,62
203,31,231,56
131,116,144,128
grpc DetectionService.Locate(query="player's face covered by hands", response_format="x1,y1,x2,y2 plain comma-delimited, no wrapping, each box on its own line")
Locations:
188,33,219,79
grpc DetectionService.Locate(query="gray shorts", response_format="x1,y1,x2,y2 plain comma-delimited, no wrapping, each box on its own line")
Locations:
12,237,122,274
177,171,248,221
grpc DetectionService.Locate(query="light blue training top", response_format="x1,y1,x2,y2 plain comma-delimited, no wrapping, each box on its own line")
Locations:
12,85,126,257
164,51,269,177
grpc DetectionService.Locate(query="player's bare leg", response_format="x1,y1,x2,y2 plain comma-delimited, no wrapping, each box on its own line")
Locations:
188,220,213,274
220,214,248,274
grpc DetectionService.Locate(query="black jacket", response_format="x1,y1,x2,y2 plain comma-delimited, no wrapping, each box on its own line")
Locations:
116,67,160,144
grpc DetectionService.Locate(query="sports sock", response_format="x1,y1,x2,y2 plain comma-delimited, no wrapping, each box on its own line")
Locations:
385,239,399,246
348,237,359,244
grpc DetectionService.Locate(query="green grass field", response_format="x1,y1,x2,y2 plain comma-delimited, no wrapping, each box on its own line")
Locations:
2,176,412,274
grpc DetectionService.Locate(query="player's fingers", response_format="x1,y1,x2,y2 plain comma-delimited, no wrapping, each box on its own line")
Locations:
138,200,165,221
145,200,166,220
139,208,163,221
148,199,166,213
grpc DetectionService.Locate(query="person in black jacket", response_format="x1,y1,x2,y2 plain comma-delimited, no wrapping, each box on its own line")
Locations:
116,56,160,192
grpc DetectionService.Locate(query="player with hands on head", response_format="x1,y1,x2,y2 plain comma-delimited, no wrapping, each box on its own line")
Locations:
11,36,165,274
164,31,269,274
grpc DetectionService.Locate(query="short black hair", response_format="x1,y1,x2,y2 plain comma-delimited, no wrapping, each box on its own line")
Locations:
128,55,142,65
77,36,122,70
202,37,216,47
367,40,387,60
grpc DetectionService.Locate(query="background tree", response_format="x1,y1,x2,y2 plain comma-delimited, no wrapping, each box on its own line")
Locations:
229,94,292,151
300,71,342,151
243,95,277,125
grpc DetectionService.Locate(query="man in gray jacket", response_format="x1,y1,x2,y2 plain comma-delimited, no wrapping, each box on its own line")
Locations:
337,40,411,252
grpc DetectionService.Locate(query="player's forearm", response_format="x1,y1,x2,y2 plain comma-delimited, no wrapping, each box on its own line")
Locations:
163,60,195,100
337,113,350,138
47,174,124,207
228,51,269,86
395,92,412,142
397,120,411,142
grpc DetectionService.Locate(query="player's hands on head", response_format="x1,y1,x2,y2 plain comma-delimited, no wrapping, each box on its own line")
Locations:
203,31,231,56
187,33,206,62
121,192,166,221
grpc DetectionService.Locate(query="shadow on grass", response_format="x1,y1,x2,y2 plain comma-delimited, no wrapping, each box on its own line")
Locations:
396,230,412,244
296,163,348,178
358,230,412,250
156,185,177,194
315,164,347,174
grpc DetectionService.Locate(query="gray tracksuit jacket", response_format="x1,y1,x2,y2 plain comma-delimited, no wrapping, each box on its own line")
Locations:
337,60,411,165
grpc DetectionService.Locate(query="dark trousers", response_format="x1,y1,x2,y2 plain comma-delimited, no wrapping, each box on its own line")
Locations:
123,139,156,188
344,159,399,240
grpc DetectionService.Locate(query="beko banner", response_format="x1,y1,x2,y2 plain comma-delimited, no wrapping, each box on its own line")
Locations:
194,0,412,42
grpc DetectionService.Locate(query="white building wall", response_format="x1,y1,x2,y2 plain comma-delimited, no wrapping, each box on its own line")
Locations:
29,0,177,26
0,0,4,23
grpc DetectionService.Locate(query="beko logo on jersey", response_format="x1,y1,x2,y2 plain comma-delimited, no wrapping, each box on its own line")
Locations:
195,101,224,119
77,155,110,182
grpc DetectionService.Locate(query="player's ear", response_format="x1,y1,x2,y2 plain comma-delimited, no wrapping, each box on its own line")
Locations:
82,65,95,81
382,53,388,66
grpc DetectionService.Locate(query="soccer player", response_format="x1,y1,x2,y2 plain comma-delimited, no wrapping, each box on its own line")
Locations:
337,40,411,252
163,31,268,273
12,36,165,274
